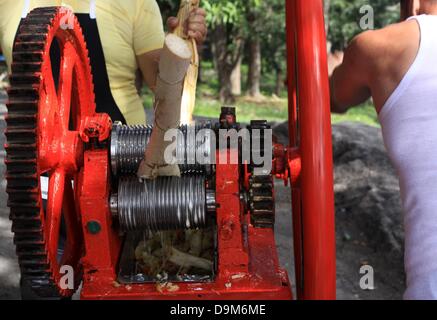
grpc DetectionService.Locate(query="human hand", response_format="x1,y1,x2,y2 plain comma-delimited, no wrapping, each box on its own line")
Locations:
167,7,208,44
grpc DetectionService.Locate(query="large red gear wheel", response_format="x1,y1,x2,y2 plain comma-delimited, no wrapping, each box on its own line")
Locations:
5,7,96,298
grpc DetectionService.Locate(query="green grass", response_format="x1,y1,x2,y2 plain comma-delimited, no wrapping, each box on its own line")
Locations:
143,91,379,126
331,101,379,127
143,91,288,123
141,62,380,127
193,96,288,123
192,96,379,126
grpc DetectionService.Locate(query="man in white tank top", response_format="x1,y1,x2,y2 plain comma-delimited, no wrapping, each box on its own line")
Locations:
331,0,437,299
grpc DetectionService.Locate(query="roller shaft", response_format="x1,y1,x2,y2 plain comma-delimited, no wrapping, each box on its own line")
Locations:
110,122,213,175
114,175,213,231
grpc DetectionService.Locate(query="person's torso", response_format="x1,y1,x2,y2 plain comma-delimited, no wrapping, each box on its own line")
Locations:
0,0,147,124
378,14,437,291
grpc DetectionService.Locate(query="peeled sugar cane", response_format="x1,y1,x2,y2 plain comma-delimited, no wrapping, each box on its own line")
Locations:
137,34,192,179
177,0,200,125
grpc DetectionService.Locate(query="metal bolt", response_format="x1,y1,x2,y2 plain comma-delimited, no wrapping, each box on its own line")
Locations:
87,220,101,234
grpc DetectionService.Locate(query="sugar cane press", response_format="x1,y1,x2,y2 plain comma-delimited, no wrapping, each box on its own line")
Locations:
5,1,336,300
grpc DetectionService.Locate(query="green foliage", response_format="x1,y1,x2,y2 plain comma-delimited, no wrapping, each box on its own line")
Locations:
203,0,244,26
328,0,400,51
257,0,286,86
158,0,402,69
143,62,379,126
152,1,395,126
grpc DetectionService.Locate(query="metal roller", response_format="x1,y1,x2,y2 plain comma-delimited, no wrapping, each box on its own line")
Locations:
110,122,213,176
110,123,153,175
112,175,215,231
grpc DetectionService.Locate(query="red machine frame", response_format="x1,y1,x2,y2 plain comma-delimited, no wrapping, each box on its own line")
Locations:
6,0,336,300
79,148,292,300
79,0,336,300
285,0,336,300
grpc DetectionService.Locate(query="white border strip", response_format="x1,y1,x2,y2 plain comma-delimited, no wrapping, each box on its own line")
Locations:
21,0,30,18
89,0,96,19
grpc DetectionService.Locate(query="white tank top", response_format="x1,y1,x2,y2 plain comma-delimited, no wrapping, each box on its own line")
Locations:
379,14,437,299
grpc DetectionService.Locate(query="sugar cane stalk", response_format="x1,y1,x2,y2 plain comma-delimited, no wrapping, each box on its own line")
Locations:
137,0,199,179
176,0,200,125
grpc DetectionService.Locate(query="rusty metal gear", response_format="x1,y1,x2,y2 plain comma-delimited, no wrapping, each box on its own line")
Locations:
247,120,275,228
248,174,275,228
5,7,95,298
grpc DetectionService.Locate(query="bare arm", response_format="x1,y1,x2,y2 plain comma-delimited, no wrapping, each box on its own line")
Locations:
330,33,372,114
137,49,161,92
136,8,207,93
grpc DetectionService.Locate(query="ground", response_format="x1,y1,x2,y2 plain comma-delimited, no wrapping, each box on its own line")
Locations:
273,121,405,300
0,89,405,299
0,90,21,299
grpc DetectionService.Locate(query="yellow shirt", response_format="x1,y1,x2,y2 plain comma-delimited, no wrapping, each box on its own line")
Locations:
0,0,165,124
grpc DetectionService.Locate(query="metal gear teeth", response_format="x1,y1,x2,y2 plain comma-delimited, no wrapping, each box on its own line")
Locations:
5,7,77,298
246,120,275,228
249,174,275,228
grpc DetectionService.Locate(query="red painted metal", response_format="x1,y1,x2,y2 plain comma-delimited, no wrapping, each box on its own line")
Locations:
80,148,292,299
45,168,66,272
81,278,291,300
68,1,333,299
11,2,338,299
216,149,249,274
79,149,121,282
272,143,288,185
26,8,95,296
287,147,301,186
79,0,335,298
285,0,298,148
294,0,336,299
285,0,304,300
79,114,112,143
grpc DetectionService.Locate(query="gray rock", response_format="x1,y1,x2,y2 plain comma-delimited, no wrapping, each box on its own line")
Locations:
273,121,406,299
333,122,403,256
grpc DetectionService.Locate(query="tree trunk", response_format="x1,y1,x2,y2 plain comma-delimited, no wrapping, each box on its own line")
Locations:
275,67,283,97
210,23,243,104
197,61,202,83
247,37,262,98
230,56,242,96
211,24,231,103
218,67,234,103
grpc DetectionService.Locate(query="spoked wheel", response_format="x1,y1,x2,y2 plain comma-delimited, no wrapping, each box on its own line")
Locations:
5,7,96,298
